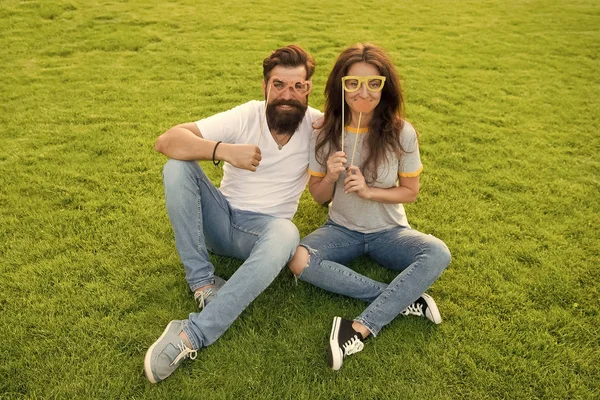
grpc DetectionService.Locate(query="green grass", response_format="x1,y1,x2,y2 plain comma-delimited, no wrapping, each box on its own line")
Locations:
1,0,599,398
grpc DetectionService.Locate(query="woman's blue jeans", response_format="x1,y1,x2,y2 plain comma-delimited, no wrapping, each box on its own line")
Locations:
298,219,451,336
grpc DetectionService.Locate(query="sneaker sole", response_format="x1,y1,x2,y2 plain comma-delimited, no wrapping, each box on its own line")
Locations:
144,321,176,384
422,293,442,324
328,317,344,371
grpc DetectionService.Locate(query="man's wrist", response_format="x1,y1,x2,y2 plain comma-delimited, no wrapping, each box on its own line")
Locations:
214,142,230,164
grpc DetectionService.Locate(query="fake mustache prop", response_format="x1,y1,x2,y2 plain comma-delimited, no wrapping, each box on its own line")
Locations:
351,98,375,113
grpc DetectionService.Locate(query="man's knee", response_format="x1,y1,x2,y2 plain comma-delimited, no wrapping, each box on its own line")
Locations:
162,159,202,186
265,219,300,247
288,246,310,276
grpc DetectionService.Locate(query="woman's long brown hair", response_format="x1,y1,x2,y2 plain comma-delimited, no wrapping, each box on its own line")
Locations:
315,43,408,183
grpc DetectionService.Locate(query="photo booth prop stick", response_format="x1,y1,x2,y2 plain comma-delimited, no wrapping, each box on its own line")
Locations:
341,84,346,152
348,98,372,167
256,83,272,148
341,75,386,169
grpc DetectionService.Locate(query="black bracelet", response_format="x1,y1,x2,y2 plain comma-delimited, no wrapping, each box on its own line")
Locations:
212,141,222,167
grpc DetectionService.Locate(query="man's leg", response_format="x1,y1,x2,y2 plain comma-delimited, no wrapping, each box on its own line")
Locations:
145,209,300,383
162,159,233,292
182,210,300,349
355,228,451,336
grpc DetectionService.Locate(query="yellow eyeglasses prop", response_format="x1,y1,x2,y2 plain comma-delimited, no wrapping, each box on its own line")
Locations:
268,76,313,96
342,76,386,93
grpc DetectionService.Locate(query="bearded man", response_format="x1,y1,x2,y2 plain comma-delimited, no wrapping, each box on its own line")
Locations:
144,45,322,383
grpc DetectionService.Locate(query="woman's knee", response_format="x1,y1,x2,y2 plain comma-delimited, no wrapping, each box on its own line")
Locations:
426,236,452,269
288,246,310,276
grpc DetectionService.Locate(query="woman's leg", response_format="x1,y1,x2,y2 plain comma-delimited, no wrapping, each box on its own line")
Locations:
289,221,387,303
355,228,451,336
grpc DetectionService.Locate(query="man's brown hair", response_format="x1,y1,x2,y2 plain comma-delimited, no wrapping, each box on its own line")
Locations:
262,45,315,81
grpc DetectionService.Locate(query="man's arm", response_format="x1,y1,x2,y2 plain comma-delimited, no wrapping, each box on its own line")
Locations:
154,122,262,171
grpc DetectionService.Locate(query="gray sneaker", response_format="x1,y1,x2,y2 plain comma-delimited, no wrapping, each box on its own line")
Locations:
401,293,442,324
144,320,197,383
194,276,226,309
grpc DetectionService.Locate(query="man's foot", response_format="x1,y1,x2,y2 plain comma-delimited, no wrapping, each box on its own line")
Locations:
401,293,442,324
194,276,226,309
144,320,197,383
328,317,364,370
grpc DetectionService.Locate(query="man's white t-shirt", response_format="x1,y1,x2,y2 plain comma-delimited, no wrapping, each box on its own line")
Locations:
196,100,323,220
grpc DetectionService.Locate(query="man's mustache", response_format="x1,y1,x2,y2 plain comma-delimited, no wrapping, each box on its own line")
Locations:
270,99,305,109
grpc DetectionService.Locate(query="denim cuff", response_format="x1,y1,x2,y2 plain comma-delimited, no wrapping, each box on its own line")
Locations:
189,277,216,292
181,320,201,350
354,317,379,337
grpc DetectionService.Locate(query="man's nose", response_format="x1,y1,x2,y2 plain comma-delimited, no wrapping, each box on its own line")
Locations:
281,87,295,99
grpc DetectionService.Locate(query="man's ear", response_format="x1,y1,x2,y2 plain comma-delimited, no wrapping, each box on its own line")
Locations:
262,80,267,98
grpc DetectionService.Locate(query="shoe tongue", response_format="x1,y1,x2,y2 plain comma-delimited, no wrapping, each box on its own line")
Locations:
343,327,362,342
156,341,183,366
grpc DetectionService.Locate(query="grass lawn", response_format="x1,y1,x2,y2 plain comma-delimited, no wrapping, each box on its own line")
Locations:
1,0,598,398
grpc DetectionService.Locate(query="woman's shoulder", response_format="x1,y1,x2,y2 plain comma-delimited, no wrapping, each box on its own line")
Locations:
398,120,419,151
399,120,417,136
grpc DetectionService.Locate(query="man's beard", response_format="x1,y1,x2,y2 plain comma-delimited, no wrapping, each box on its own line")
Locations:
266,99,308,135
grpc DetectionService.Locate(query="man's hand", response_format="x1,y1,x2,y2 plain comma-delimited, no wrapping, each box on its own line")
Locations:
324,151,347,184
221,143,262,172
344,165,371,199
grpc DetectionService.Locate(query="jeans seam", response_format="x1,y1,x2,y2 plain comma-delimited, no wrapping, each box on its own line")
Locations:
361,259,419,324
197,170,231,217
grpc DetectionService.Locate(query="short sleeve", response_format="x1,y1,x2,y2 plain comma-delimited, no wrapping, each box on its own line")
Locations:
398,122,423,177
195,101,256,143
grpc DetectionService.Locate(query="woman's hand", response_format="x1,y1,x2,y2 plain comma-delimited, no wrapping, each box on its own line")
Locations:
344,165,371,199
324,151,347,184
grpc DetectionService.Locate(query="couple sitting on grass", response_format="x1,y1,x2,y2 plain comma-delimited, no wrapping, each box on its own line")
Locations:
144,43,451,383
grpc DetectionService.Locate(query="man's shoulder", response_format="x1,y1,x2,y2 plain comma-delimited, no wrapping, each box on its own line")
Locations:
306,106,323,120
230,100,262,114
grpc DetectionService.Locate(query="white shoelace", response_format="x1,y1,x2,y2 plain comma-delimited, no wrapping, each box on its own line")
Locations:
194,288,213,309
170,341,198,366
401,302,423,317
342,336,364,356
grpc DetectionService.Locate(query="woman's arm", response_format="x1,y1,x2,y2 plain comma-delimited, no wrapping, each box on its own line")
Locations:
308,151,347,205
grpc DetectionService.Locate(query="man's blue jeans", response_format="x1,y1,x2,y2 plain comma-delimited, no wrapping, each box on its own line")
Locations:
162,159,299,349
298,219,451,336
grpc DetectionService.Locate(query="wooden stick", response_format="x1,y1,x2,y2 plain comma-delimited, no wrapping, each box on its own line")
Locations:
341,84,345,152
350,112,362,167
257,84,271,147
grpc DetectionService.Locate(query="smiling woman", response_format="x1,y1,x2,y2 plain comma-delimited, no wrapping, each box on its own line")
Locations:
288,43,450,371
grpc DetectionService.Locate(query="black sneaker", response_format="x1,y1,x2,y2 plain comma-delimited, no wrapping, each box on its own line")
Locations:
328,317,364,370
401,293,442,324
